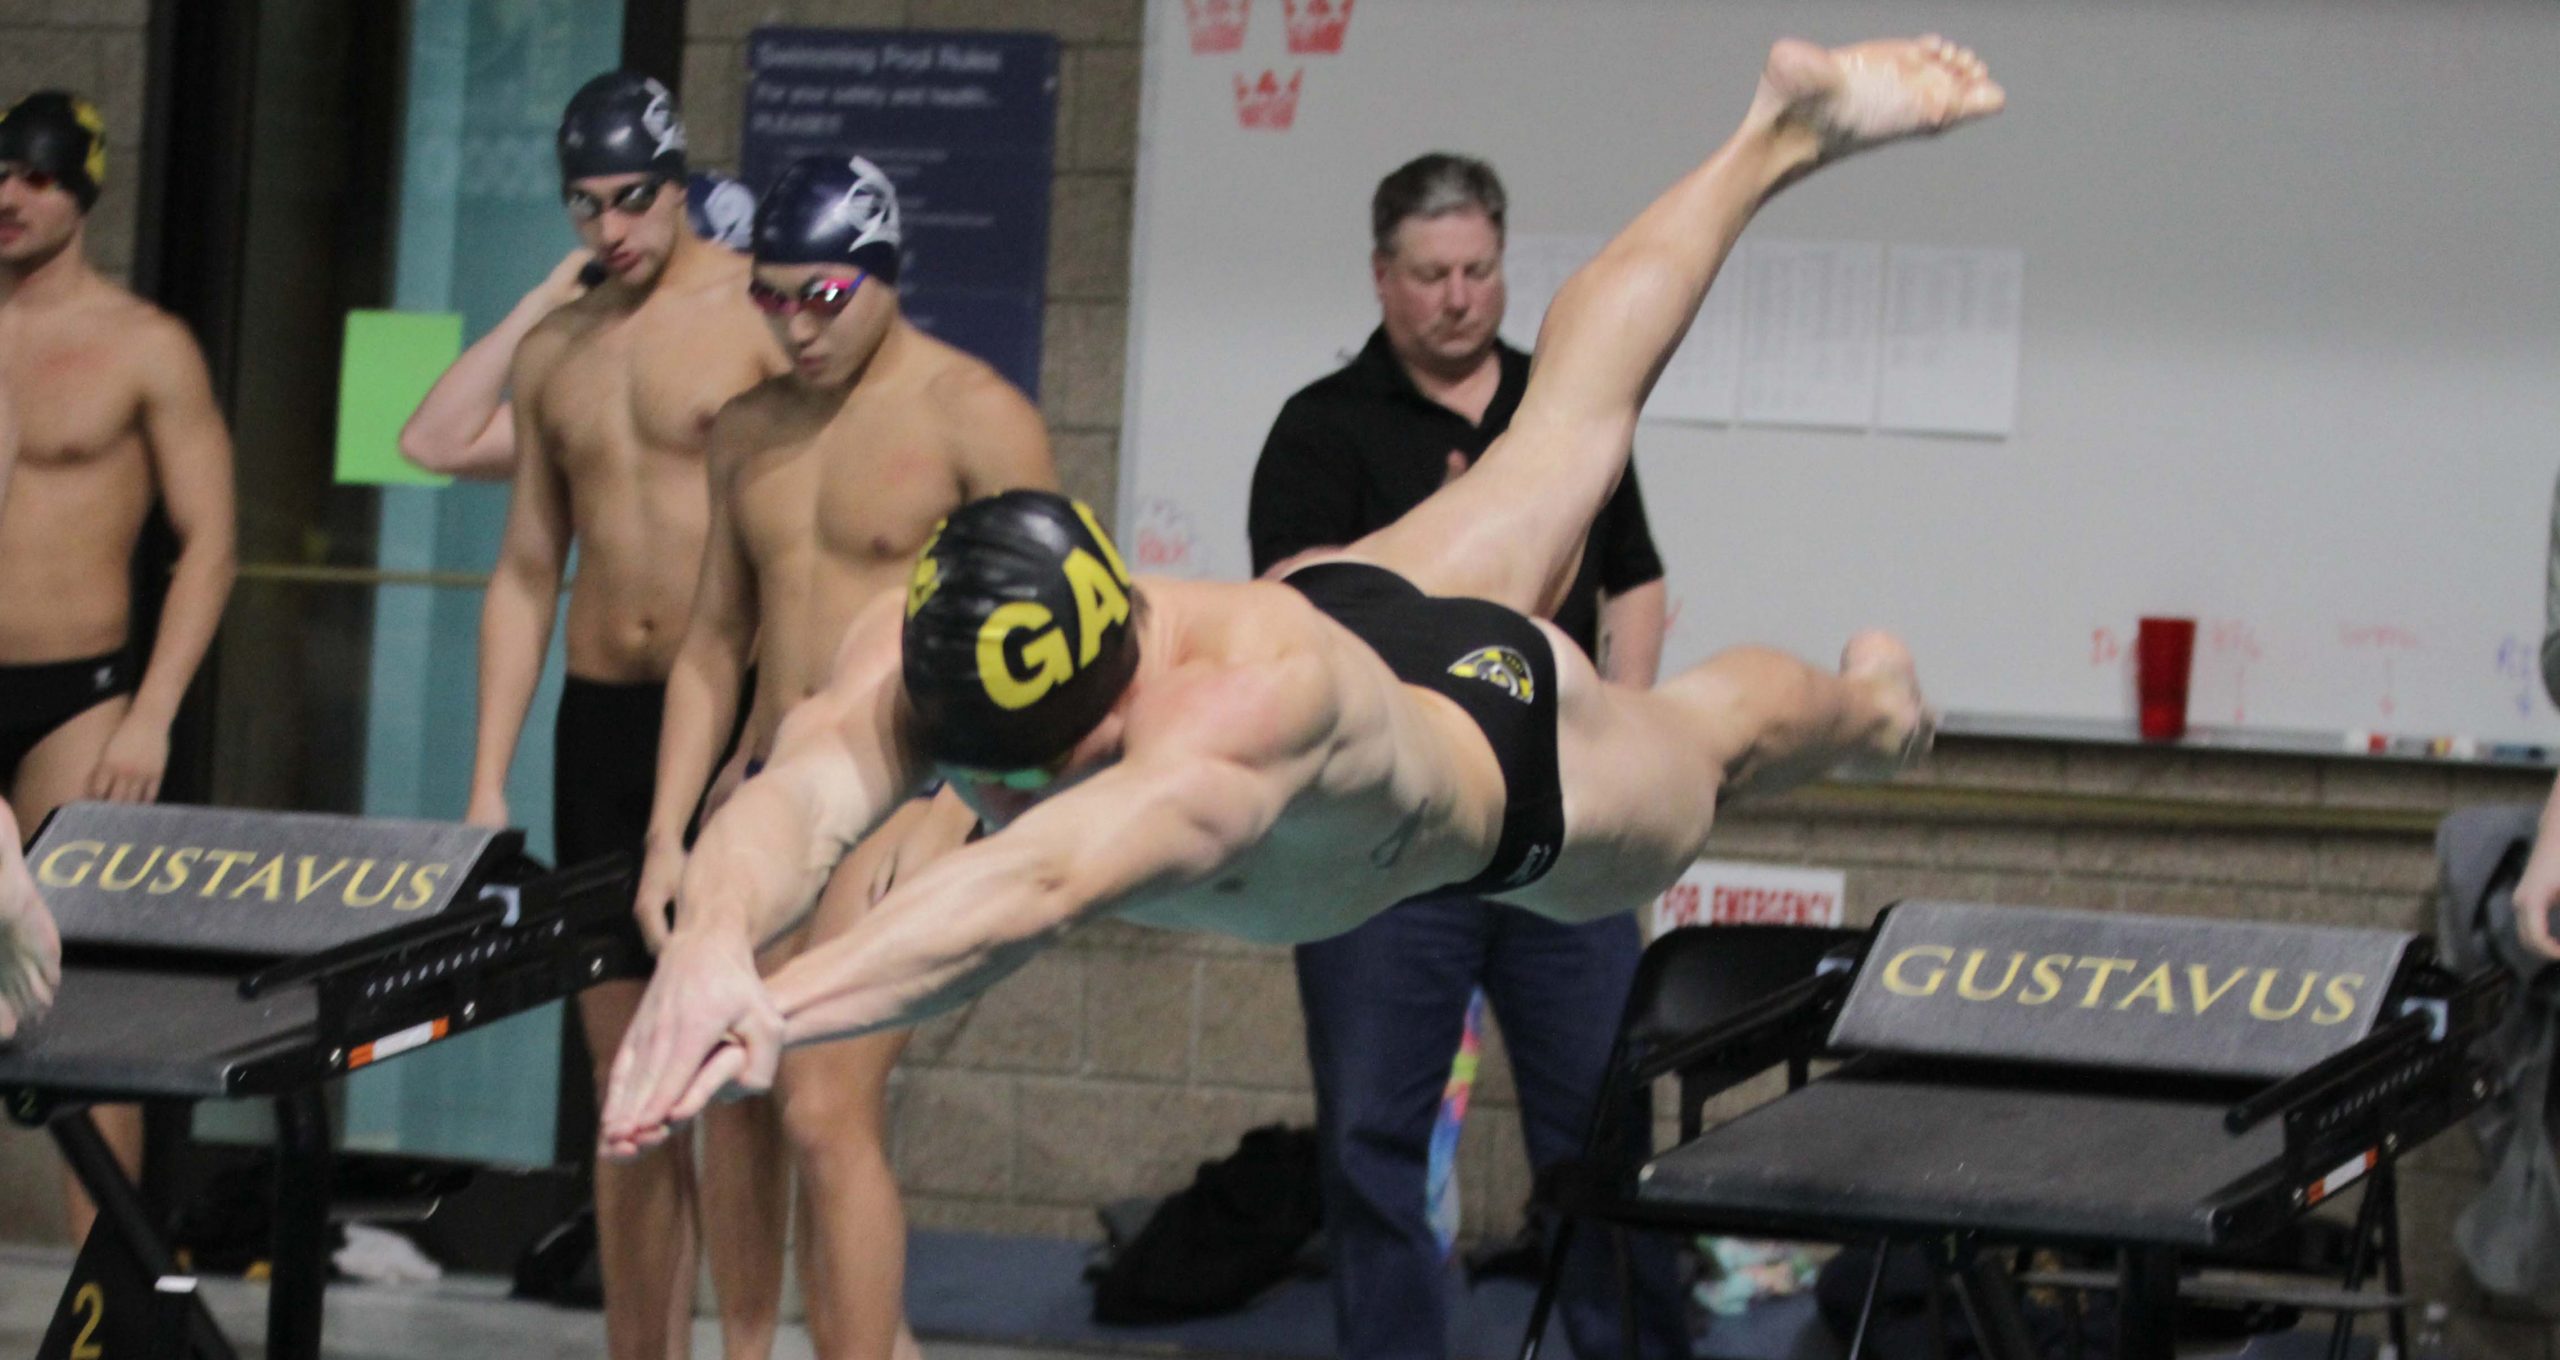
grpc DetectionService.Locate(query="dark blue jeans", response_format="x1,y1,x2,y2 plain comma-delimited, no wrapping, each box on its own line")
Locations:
1296,895,1688,1360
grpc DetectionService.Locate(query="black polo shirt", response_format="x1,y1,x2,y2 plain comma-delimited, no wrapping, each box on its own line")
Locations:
1247,328,1664,661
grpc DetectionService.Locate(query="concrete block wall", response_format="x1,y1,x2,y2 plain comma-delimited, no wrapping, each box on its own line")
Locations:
0,1,147,283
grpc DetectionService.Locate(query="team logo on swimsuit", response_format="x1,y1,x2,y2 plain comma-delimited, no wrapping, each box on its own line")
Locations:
1502,843,1554,889
1447,646,1535,704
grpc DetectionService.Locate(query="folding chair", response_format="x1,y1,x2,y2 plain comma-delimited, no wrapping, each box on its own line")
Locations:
1517,922,1864,1360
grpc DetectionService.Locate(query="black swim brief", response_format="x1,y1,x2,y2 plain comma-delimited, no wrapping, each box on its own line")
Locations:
552,676,667,870
0,649,138,790
553,666,774,865
1282,561,1564,895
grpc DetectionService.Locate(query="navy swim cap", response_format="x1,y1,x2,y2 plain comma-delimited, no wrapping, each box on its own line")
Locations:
904,492,1139,770
0,92,105,211
686,171,755,250
556,71,686,184
752,154,902,285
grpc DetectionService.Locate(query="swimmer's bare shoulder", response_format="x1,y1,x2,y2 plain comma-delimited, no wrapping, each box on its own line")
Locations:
500,304,597,465
921,349,1055,494
65,289,196,386
1153,576,1407,752
1111,588,1350,803
1142,577,1356,685
89,283,178,331
117,303,207,383
79,301,225,466
511,298,599,394
669,252,777,349
702,373,806,479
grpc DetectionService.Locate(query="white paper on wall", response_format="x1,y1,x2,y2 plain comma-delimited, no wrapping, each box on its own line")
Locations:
1736,240,1884,430
1876,245,2024,438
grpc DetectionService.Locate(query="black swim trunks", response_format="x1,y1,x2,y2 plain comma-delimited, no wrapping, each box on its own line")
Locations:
552,676,667,870
1282,561,1564,895
554,669,765,868
0,649,138,788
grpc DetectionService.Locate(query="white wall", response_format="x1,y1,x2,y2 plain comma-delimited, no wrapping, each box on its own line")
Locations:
1123,0,2560,745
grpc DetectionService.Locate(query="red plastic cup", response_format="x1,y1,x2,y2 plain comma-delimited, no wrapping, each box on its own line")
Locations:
2135,616,2197,742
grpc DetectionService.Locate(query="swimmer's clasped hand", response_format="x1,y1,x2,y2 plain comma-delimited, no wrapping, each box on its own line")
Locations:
598,930,782,1158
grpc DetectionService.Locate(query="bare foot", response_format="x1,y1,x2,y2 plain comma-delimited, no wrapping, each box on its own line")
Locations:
1842,630,1935,771
0,849,61,1042
1755,35,2005,162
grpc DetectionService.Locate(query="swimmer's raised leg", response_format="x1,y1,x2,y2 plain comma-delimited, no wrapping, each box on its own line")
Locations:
1346,36,2002,618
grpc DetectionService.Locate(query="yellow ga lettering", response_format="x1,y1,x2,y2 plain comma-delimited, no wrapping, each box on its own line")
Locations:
976,547,1131,708
980,602,1074,710
1062,550,1131,664
1074,501,1133,584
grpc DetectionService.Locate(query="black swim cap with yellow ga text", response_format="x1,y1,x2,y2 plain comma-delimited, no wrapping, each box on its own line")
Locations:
903,492,1139,771
0,91,105,210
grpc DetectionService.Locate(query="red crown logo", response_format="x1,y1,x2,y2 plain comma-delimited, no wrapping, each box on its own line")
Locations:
1283,0,1353,54
1183,0,1248,54
1233,68,1304,130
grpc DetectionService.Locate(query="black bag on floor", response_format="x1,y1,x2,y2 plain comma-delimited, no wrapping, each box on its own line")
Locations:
512,1205,604,1308
1090,1123,1323,1324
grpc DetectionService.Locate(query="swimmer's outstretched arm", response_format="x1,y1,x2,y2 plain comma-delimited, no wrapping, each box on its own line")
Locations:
608,751,1293,1149
770,754,1285,1043
670,595,928,949
599,598,933,1153
603,656,1340,1152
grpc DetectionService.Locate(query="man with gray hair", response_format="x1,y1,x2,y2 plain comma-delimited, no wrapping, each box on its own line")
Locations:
1246,151,1680,1360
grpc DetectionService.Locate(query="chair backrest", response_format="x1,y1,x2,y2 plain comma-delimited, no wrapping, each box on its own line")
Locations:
1621,923,1865,1055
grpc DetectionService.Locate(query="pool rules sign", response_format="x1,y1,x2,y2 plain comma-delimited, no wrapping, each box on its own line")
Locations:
1648,860,1847,939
